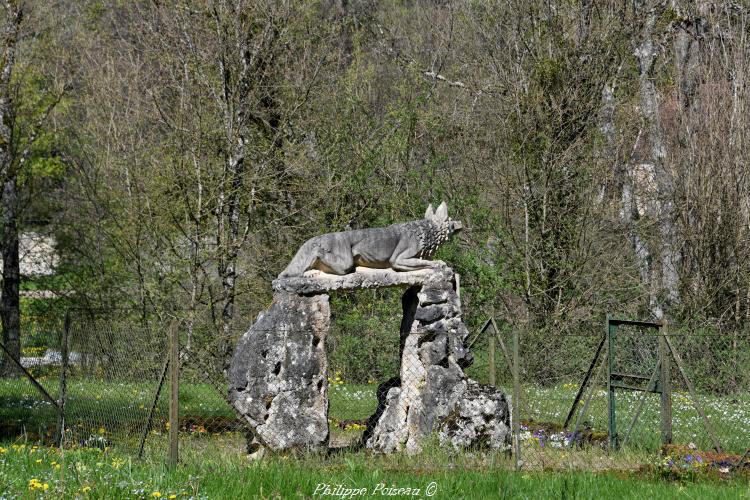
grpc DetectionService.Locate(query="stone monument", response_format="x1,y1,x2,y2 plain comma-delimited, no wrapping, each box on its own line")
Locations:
228,203,511,455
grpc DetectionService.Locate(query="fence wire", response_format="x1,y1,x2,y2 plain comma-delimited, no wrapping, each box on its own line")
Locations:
0,312,747,475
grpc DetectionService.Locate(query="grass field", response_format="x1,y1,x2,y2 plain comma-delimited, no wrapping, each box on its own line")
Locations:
0,380,750,500
1,438,749,499
1,375,749,497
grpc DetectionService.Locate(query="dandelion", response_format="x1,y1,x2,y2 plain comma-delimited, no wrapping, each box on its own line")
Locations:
98,427,106,434
0,447,6,453
82,485,92,492
152,492,162,497
169,495,177,499
35,458,43,463
29,478,47,490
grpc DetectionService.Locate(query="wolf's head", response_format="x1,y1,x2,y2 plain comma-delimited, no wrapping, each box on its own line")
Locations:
425,201,463,235
418,201,462,258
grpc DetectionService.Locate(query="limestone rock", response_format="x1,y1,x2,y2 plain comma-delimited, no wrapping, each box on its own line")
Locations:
363,278,482,454
230,264,511,456
227,292,330,451
272,263,454,295
437,380,512,451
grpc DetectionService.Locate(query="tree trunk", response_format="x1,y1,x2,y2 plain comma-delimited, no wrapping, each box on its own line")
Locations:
0,3,21,377
632,2,680,319
0,176,20,377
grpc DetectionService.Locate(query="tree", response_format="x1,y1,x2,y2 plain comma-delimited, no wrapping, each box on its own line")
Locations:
0,0,66,376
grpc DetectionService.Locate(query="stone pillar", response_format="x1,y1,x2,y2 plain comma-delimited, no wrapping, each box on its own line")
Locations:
228,292,330,451
363,276,482,454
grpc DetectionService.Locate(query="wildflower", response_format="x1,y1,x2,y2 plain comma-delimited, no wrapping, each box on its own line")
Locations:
152,492,162,497
169,495,177,499
0,447,6,453
82,485,92,492
98,427,106,434
29,478,45,490
35,458,43,463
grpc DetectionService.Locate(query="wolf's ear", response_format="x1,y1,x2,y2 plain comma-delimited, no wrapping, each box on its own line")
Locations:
424,204,435,219
435,201,448,221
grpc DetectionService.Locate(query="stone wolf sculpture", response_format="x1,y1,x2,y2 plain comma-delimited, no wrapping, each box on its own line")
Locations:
278,202,462,278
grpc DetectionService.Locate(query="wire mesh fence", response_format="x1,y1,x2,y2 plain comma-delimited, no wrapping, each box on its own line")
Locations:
0,311,748,474
513,321,750,472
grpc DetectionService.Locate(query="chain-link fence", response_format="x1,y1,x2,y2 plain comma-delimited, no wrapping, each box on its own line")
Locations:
513,320,750,472
0,313,171,457
1,311,748,474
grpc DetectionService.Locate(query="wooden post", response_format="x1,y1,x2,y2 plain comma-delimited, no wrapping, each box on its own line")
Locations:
512,325,521,471
169,321,179,468
489,334,496,387
659,321,672,446
56,311,71,447
606,315,618,452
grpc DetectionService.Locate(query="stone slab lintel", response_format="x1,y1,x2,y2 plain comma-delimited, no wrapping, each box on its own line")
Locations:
272,262,454,295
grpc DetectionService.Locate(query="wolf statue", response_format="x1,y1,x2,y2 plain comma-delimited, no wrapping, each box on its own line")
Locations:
278,202,462,278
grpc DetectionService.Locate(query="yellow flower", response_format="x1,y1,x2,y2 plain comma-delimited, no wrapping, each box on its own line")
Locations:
152,492,162,498
165,422,171,430
29,478,43,490
169,495,177,499
35,458,43,463
0,447,6,453
98,427,106,434
82,485,92,492
43,483,49,491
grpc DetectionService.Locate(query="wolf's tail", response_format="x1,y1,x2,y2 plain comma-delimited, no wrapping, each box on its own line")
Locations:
278,238,318,278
